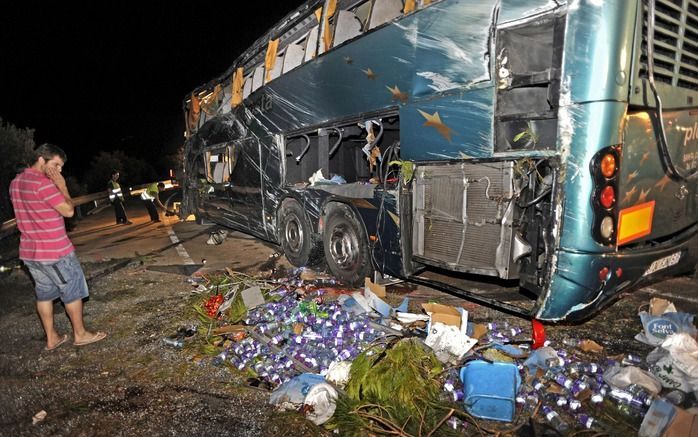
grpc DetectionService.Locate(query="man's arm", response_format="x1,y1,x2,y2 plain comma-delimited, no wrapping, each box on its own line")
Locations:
154,197,167,210
46,167,75,218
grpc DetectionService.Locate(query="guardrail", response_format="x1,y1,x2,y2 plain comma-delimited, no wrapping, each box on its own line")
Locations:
0,180,177,240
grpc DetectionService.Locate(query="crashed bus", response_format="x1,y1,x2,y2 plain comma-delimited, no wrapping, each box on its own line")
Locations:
182,0,698,322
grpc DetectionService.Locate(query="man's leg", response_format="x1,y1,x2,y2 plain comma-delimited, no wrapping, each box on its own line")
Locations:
59,253,106,345
36,300,63,349
63,299,89,342
112,203,122,223
145,200,159,221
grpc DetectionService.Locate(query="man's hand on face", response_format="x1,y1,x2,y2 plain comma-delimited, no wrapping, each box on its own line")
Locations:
46,166,67,188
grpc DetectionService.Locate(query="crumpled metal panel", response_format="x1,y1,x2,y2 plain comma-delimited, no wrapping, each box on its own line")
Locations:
242,0,558,161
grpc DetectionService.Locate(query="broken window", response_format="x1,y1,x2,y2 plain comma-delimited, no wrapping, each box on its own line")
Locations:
494,13,565,152
205,145,235,184
368,0,402,29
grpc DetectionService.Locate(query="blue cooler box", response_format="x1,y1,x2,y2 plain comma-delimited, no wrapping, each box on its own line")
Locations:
459,360,521,422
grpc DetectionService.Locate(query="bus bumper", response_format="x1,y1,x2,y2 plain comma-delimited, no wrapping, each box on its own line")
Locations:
535,224,698,321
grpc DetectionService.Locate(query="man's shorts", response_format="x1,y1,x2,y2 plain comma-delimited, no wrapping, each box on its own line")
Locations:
24,252,89,303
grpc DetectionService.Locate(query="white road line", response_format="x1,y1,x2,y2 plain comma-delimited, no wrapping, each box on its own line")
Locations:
641,287,698,304
167,229,195,265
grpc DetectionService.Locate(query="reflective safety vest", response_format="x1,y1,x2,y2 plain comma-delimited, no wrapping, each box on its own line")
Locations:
108,180,124,202
140,183,158,201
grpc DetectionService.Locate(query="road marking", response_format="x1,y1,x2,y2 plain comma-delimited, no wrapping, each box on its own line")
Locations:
167,229,195,265
641,287,698,304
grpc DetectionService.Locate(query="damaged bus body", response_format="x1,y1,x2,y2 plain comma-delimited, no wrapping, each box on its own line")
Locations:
182,0,698,322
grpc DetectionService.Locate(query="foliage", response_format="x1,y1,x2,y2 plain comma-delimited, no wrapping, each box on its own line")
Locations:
0,118,35,221
512,122,540,148
388,160,414,185
334,338,455,436
83,150,158,193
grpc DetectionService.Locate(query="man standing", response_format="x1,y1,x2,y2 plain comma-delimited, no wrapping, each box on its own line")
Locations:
10,144,106,350
141,181,169,223
108,170,132,225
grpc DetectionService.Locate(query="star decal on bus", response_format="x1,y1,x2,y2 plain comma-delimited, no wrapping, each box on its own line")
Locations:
626,170,639,182
640,151,650,166
386,85,408,103
637,187,651,203
418,110,456,142
622,186,638,205
362,68,377,79
655,174,671,191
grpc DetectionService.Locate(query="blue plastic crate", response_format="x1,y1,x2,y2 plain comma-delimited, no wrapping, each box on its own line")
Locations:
459,360,521,422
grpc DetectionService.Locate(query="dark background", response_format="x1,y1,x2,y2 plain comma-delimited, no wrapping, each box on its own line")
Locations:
0,0,302,176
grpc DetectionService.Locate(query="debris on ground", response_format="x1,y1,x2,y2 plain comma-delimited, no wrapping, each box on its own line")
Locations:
167,270,698,435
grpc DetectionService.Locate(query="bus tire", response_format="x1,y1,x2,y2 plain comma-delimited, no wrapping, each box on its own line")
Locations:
279,200,314,267
323,204,372,286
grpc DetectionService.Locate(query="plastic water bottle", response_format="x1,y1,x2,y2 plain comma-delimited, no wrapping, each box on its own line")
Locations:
163,337,184,348
621,354,643,366
562,338,582,348
542,405,569,432
577,413,595,429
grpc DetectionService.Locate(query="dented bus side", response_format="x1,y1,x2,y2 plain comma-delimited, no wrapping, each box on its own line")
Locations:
182,0,698,321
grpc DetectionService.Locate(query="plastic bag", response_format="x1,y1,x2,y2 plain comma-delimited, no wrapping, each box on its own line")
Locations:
424,322,477,361
647,333,698,394
603,364,663,395
269,373,338,425
635,311,697,346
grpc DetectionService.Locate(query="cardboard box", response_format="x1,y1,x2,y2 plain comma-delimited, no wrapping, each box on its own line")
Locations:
422,303,468,334
364,277,386,298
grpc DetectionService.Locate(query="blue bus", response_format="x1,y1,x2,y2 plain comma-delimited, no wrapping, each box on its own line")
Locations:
182,0,698,322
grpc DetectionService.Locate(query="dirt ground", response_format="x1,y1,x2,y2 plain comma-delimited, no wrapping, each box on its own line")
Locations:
1,225,697,436
0,254,328,437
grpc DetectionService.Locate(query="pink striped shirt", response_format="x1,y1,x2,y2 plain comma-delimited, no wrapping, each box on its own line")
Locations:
9,168,74,261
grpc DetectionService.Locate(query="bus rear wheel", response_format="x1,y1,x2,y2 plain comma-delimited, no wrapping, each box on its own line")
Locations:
279,200,314,267
323,204,372,286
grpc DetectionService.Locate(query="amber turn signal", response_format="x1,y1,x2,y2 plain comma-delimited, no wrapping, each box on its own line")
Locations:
600,153,617,178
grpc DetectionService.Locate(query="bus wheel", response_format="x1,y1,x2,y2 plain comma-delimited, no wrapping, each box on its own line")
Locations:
323,204,372,286
279,200,313,267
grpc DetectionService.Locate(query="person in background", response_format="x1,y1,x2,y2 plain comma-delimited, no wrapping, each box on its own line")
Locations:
108,170,131,225
141,182,171,223
9,143,107,350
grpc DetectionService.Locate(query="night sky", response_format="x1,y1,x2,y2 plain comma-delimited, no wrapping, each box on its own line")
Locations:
0,1,303,174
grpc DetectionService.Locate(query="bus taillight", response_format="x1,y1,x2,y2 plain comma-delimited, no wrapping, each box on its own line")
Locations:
590,145,621,245
599,216,614,240
599,185,615,209
600,153,617,178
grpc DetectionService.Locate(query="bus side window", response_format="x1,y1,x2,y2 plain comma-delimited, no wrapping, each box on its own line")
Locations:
207,151,230,184
333,10,363,47
267,50,285,82
283,36,307,73
243,73,253,99
304,25,320,62
368,0,402,30
252,66,265,91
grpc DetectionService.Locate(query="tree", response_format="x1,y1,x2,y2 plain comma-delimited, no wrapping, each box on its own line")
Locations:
83,150,158,193
0,118,36,221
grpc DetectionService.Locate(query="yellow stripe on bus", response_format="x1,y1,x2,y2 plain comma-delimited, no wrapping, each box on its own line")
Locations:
617,200,655,245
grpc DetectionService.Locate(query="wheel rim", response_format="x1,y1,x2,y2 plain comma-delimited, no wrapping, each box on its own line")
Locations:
284,214,303,254
329,223,359,270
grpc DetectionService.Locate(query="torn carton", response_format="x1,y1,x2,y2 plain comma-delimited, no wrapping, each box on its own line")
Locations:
421,303,468,333
364,287,408,318
422,304,475,361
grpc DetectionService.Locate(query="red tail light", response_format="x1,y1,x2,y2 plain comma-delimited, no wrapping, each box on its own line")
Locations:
590,145,621,246
600,185,615,209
